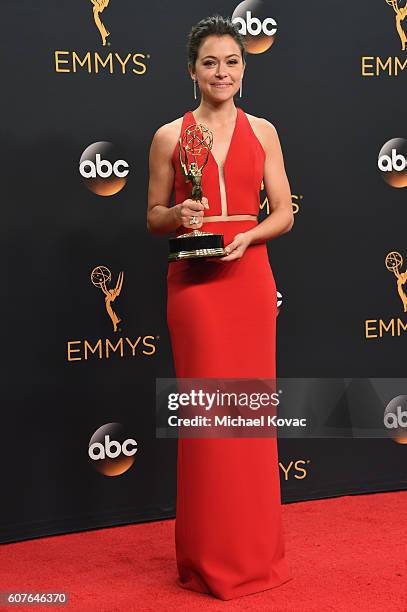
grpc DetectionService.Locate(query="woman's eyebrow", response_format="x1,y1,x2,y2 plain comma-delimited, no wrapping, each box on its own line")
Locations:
201,53,240,60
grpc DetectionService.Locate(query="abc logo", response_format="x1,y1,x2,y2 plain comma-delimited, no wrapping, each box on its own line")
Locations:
232,0,277,54
384,395,407,444
378,138,407,188
80,141,129,196
88,423,138,475
277,289,283,314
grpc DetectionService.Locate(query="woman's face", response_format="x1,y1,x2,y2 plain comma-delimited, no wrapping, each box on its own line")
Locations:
190,34,245,102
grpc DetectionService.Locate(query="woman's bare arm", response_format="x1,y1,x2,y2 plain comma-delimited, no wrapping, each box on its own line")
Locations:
147,122,208,235
245,119,294,245
147,124,182,236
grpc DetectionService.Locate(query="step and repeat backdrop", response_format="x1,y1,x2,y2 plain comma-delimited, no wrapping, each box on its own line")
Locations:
1,0,406,543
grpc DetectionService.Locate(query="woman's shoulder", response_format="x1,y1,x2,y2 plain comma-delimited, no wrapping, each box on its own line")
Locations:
243,111,279,153
244,111,278,136
150,116,184,156
152,116,184,143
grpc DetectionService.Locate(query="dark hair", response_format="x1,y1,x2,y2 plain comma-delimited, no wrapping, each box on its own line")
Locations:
187,14,246,68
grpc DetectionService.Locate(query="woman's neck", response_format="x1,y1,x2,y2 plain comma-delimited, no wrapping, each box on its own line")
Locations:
192,99,237,127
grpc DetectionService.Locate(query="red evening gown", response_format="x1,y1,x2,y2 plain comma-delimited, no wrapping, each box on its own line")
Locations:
166,106,292,600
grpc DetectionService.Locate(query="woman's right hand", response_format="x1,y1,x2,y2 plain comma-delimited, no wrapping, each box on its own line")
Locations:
174,197,209,230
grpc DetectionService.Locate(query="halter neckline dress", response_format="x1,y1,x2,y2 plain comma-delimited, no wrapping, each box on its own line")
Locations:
166,106,292,600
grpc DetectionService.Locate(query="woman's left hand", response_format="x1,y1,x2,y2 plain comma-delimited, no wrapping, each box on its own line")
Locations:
206,232,252,263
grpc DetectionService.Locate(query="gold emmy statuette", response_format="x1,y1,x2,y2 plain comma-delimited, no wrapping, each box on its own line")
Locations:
91,0,111,47
385,251,407,312
385,1,407,51
91,265,123,332
168,123,227,262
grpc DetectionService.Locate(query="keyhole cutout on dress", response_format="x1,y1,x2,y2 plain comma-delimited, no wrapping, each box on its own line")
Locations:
191,109,239,217
218,164,227,216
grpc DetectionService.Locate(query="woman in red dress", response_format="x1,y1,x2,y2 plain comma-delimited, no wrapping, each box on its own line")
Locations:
147,15,294,601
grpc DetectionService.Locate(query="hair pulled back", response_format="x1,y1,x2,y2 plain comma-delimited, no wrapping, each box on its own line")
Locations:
187,14,246,68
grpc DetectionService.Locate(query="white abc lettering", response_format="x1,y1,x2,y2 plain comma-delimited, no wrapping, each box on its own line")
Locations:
122,438,138,456
79,153,129,179
232,16,247,34
233,11,277,36
384,405,407,428
378,149,406,172
104,434,121,458
246,11,261,35
88,434,138,460
80,159,97,178
96,154,113,178
113,160,130,177
262,17,278,36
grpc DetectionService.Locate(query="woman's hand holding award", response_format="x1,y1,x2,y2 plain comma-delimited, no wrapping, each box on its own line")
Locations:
168,122,227,262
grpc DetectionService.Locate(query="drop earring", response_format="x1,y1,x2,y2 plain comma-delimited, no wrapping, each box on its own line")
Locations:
193,79,197,100
239,79,243,98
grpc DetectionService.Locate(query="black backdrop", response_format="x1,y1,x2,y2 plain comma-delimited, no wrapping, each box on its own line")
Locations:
1,0,406,543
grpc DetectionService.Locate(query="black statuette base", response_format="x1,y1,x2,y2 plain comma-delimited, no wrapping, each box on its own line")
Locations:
168,232,226,262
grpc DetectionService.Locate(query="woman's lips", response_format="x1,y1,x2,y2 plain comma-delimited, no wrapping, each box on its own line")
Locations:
211,83,232,88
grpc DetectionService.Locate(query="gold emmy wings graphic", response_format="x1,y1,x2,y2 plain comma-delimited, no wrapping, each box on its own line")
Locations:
385,251,407,312
91,266,124,331
386,0,407,50
91,0,111,46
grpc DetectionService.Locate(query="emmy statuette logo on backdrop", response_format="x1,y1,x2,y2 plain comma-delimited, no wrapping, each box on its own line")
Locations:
91,0,111,47
66,264,159,362
385,0,407,51
53,1,149,75
385,251,407,313
91,266,124,332
364,251,407,339
361,0,407,76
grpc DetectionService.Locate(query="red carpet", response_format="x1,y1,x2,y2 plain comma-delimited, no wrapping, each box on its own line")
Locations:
1,491,406,611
